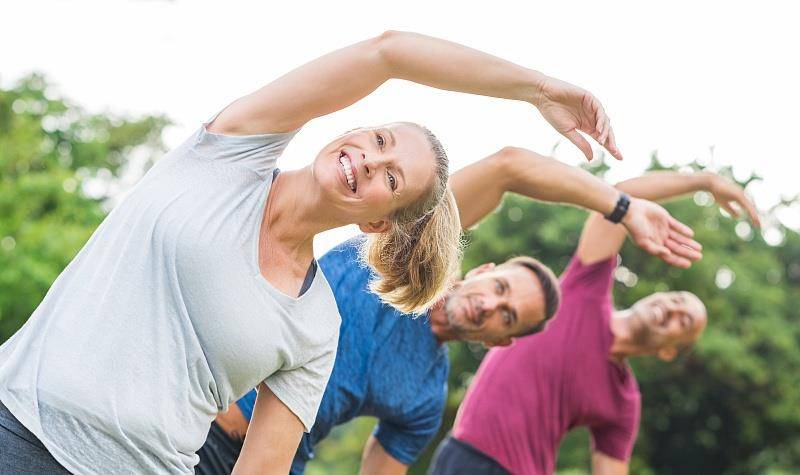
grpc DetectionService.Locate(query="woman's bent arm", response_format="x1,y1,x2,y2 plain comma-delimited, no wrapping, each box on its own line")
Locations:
232,383,304,475
209,31,621,160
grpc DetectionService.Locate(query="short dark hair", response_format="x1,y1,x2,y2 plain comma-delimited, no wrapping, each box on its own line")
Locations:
502,256,561,338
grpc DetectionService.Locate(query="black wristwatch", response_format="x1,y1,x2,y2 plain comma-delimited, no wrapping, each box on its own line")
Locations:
604,192,631,224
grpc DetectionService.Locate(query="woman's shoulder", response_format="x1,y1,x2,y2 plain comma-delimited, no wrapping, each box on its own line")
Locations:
182,115,300,177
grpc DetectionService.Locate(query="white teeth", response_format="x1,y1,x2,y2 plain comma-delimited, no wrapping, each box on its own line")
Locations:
339,155,356,192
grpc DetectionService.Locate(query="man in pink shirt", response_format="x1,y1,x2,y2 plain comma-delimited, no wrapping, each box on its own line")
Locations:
430,169,760,475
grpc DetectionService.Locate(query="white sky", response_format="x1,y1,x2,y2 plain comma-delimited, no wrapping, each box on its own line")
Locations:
3,0,799,254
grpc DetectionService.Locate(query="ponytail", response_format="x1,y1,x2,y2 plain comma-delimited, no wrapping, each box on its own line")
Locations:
361,188,462,314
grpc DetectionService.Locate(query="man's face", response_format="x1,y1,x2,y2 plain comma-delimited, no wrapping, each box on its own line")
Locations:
442,263,547,346
628,291,708,360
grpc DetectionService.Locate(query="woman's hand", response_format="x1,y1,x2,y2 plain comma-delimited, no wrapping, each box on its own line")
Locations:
532,75,623,162
621,198,703,268
706,173,761,226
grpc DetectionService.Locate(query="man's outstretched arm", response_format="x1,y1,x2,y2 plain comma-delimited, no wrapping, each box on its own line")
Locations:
592,451,629,475
450,147,621,230
449,147,701,267
359,436,408,475
577,170,760,264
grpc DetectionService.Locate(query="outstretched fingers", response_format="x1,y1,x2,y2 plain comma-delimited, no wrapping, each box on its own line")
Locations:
661,252,693,269
602,127,623,161
638,239,669,259
719,200,741,219
595,107,609,145
640,239,692,269
735,192,762,227
589,97,622,161
669,230,702,252
666,219,703,264
666,238,703,262
563,129,593,161
668,216,695,239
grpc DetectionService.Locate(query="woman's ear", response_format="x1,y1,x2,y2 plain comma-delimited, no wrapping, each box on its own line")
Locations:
359,220,391,234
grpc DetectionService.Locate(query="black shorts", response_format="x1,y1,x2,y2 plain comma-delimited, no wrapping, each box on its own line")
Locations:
196,421,244,475
428,435,510,475
0,400,71,474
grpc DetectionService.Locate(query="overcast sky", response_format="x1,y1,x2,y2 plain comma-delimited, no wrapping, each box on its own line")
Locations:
4,0,798,253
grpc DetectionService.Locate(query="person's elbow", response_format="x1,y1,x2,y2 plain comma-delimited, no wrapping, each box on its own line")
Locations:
374,30,414,72
492,146,546,186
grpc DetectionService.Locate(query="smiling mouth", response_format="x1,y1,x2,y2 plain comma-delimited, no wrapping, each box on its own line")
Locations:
338,151,357,193
650,305,668,327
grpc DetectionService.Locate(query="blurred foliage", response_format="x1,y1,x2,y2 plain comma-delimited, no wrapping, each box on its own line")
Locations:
2,76,799,474
0,74,169,340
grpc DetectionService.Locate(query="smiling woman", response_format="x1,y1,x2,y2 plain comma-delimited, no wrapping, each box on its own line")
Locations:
0,30,626,475
299,120,460,313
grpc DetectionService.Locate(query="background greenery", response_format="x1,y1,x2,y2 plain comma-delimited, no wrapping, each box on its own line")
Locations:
2,76,798,474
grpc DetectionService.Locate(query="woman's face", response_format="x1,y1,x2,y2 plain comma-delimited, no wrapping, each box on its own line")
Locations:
312,123,437,231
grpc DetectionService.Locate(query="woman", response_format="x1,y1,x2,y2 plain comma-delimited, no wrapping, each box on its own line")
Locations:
0,31,623,474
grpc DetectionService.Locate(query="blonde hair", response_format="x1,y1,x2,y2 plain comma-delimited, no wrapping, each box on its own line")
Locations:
360,125,463,314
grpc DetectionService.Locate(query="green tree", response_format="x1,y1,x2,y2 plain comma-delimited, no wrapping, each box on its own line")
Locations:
0,74,169,341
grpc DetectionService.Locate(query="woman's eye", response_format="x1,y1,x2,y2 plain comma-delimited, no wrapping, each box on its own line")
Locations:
495,280,503,294
388,172,397,191
376,133,385,148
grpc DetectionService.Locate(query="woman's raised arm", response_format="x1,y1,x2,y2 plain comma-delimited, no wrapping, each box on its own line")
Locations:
209,31,621,161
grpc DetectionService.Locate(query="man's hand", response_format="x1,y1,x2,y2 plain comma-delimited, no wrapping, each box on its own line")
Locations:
532,75,623,162
706,173,761,227
621,198,703,268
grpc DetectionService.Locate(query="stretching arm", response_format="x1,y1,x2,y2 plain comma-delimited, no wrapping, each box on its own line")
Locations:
450,147,619,230
209,31,620,160
232,384,304,475
591,452,629,475
359,436,408,475
577,170,760,264
449,147,701,268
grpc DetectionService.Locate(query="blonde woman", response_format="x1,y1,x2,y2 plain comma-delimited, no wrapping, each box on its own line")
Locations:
0,31,661,475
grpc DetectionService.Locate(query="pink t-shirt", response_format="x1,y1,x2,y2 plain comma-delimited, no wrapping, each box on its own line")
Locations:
453,255,641,475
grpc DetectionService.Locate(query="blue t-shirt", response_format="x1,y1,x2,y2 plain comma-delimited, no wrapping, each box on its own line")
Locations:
237,238,449,473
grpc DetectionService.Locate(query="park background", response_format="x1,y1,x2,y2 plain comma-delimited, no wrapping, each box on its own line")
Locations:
1,1,798,473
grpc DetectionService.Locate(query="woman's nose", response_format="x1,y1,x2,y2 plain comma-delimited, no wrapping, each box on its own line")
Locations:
363,154,388,178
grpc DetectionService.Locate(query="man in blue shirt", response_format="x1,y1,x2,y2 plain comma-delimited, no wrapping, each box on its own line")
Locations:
196,146,702,474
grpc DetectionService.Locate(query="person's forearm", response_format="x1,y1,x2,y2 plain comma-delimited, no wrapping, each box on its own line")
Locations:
232,384,303,475
380,31,545,104
450,147,620,229
502,148,619,214
591,452,629,475
615,171,713,202
359,436,408,475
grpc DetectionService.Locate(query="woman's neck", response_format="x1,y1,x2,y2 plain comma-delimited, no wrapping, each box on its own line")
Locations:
263,166,348,258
